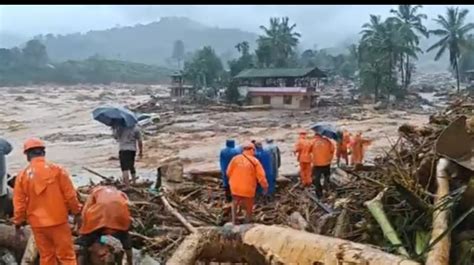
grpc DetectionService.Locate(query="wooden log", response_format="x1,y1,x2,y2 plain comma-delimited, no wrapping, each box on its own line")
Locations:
426,158,451,265
189,169,221,179
333,208,348,238
81,167,113,182
167,224,420,265
166,232,204,265
364,188,409,257
159,195,198,234
305,190,334,214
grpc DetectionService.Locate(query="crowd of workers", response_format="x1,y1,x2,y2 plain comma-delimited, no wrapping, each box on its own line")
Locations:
220,129,371,224
0,121,371,264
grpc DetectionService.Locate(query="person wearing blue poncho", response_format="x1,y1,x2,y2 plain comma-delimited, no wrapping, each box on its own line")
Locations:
219,139,241,202
254,141,275,197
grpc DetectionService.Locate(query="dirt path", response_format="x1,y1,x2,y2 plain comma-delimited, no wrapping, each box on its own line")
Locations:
0,84,430,186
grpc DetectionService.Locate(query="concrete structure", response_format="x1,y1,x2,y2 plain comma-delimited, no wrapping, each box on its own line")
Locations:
169,71,193,98
234,67,326,109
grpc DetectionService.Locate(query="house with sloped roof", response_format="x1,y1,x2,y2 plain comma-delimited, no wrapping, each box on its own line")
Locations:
234,67,327,109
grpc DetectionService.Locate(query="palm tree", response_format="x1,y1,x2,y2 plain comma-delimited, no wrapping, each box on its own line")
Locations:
360,15,417,100
258,17,301,67
235,41,250,56
427,7,474,93
390,5,428,89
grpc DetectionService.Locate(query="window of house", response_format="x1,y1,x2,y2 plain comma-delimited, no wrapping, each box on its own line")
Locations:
283,95,292,105
262,96,271,104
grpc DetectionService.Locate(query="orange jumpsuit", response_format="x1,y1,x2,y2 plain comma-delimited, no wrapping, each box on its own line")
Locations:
13,157,81,265
79,186,131,235
337,131,351,165
227,149,268,216
310,135,335,167
350,133,372,165
294,136,313,186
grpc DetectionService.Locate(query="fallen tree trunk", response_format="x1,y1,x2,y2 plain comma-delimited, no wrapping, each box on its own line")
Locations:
159,195,198,234
167,224,420,265
166,232,205,265
426,158,451,265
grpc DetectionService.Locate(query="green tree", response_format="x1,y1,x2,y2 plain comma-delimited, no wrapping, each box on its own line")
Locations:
256,17,301,67
359,15,404,100
22,39,49,68
427,7,474,93
390,5,428,89
183,46,224,88
228,41,254,77
225,80,241,104
171,40,185,70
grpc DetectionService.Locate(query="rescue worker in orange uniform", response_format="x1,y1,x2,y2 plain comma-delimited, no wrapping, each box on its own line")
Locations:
76,185,133,265
294,130,313,187
13,138,82,265
226,142,268,224
310,133,335,198
336,129,351,166
350,132,372,166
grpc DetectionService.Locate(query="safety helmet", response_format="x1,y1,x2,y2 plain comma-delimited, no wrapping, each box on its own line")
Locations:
23,138,45,153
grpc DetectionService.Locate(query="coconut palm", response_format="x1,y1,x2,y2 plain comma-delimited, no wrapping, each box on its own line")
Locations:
390,5,428,88
257,17,301,67
360,15,418,100
427,7,474,93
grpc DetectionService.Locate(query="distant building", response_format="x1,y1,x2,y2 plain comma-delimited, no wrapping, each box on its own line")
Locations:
169,71,193,98
234,67,327,109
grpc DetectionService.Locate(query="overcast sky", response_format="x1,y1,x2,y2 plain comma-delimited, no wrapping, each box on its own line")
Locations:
1,5,473,48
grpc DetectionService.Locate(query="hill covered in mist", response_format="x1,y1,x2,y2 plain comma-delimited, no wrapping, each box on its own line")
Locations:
30,17,258,68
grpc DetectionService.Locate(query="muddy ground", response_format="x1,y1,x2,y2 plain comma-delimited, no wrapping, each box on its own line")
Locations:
0,84,433,186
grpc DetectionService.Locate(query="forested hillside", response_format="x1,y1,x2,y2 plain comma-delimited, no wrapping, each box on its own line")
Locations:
32,17,258,68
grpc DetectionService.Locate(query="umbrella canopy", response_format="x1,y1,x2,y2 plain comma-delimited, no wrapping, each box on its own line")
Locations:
92,106,138,128
310,122,339,141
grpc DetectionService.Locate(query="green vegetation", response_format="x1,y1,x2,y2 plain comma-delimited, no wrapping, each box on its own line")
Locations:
29,17,258,67
427,7,474,92
356,5,473,100
0,40,171,86
182,46,225,88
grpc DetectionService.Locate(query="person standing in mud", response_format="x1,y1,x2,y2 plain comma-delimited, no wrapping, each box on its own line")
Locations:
310,132,335,198
227,142,268,224
112,120,143,188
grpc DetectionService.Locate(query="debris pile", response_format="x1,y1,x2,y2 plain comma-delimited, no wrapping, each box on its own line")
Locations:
1,94,472,264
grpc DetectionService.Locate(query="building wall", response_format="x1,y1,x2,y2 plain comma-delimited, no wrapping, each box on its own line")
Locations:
250,95,309,109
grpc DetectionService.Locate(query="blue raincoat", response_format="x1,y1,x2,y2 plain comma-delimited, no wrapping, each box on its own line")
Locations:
219,140,241,188
255,146,275,195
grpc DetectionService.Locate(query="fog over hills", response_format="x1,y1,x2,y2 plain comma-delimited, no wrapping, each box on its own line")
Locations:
1,5,473,71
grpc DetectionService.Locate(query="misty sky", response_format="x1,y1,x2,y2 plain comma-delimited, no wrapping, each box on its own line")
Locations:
1,5,474,48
